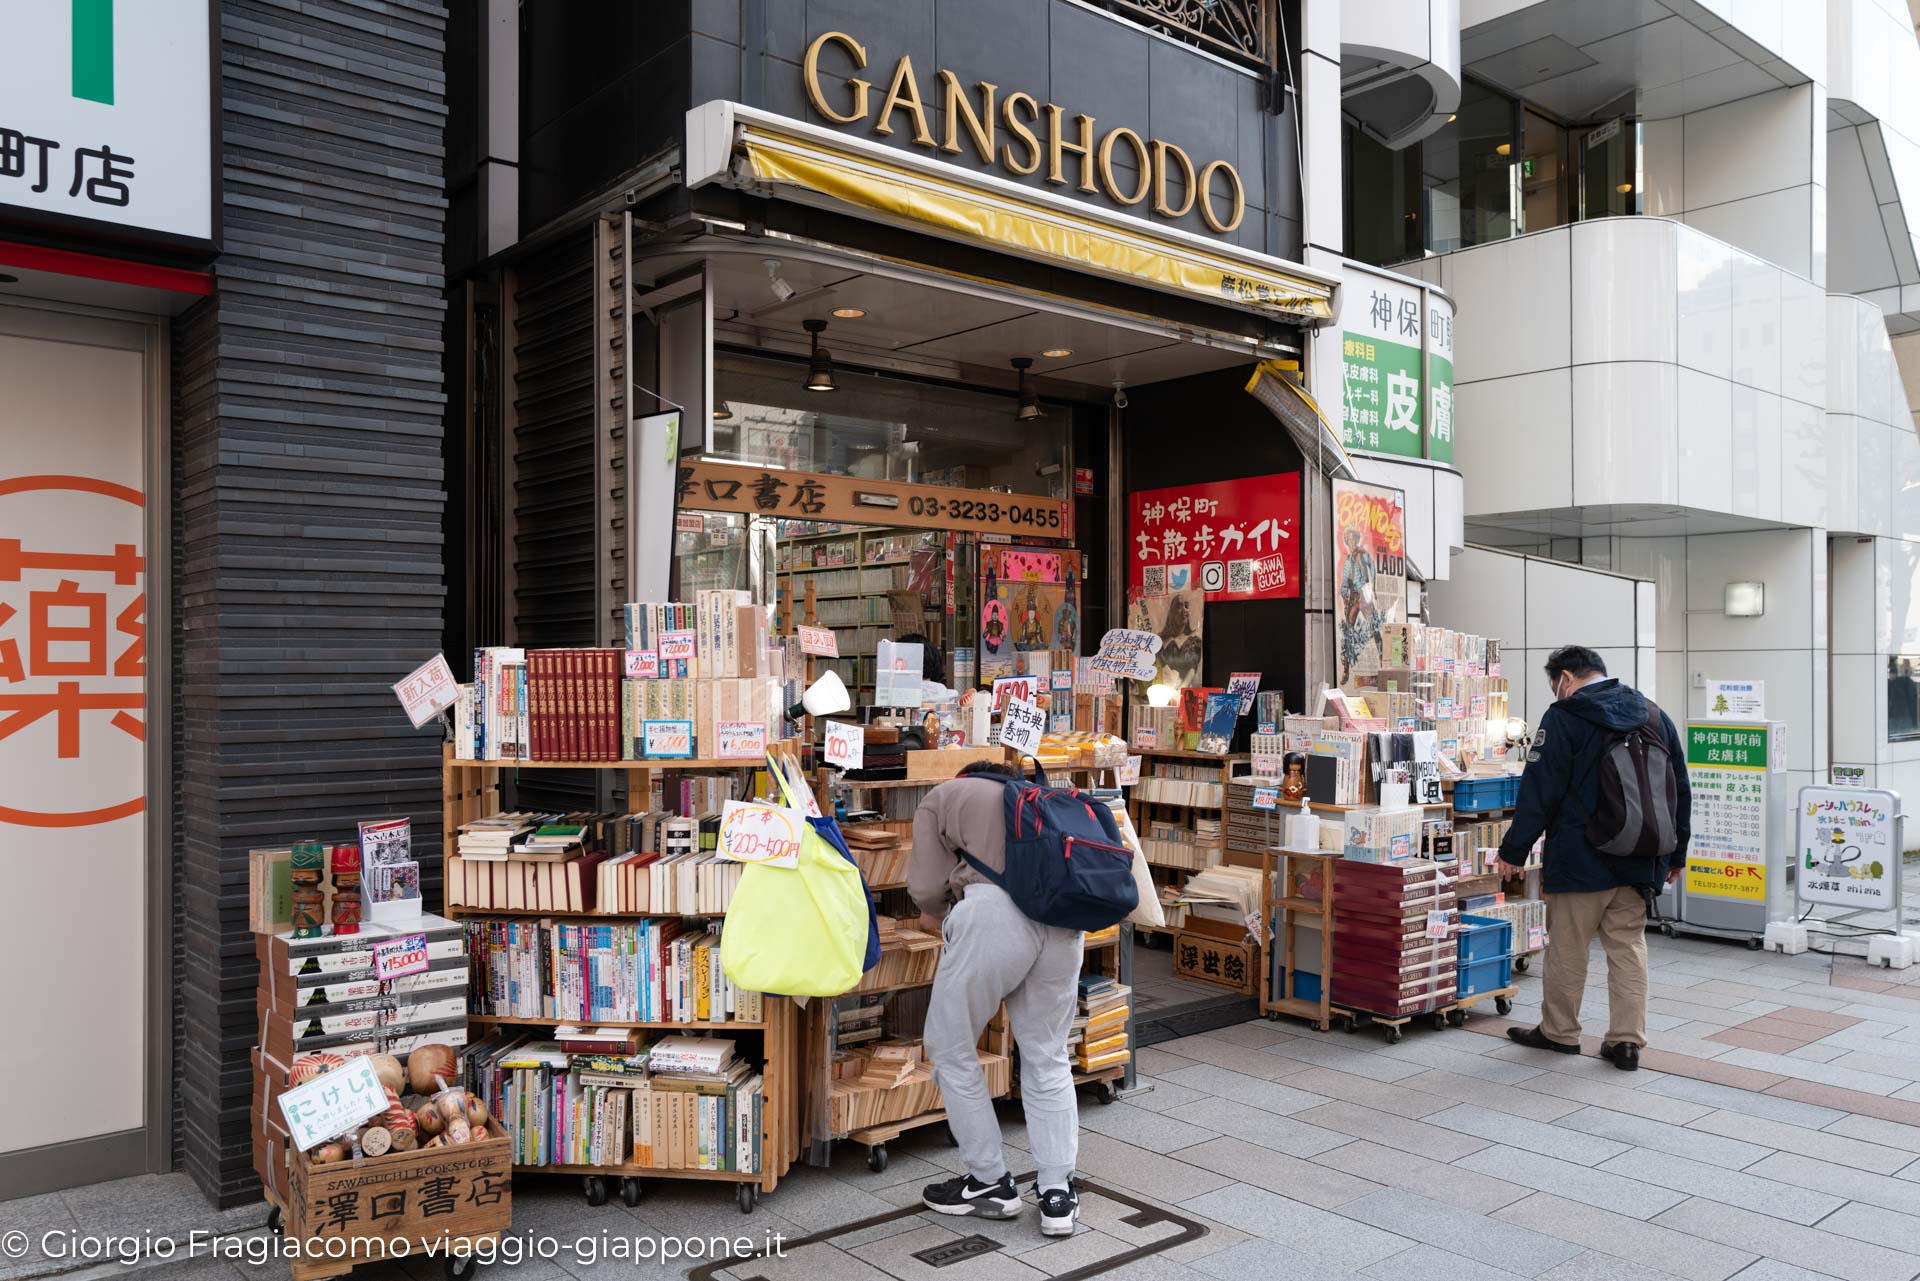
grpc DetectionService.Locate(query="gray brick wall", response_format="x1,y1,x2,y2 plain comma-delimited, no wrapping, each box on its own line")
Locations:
171,0,448,1207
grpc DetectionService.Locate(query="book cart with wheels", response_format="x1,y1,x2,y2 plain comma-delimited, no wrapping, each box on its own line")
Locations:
442,746,801,1215
1260,847,1337,1031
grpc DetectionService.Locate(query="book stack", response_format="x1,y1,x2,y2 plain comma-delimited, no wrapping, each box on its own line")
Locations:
1141,816,1207,870
446,852,605,912
453,812,550,860
621,674,779,759
463,918,766,1025
827,1045,1010,1132
1136,763,1225,807
254,914,470,1066
1073,977,1130,1071
593,848,743,916
466,647,528,760
834,1000,886,1048
854,920,942,992
1303,858,1458,1016
840,825,908,887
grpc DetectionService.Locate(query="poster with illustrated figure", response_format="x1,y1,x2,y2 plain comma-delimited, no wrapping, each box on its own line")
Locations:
1126,588,1205,690
1331,478,1406,684
976,547,1081,678
1796,785,1900,913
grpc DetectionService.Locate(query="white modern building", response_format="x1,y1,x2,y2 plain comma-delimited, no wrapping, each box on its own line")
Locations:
1299,0,1920,808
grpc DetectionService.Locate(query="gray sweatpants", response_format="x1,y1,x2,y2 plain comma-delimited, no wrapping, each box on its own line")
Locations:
923,882,1084,1190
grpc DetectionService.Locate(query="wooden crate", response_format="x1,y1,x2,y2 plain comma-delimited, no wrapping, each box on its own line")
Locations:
1173,931,1258,994
281,1133,512,1281
906,747,986,781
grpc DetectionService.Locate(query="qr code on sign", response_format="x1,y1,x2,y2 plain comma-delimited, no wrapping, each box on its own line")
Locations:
1228,559,1254,593
1142,564,1166,596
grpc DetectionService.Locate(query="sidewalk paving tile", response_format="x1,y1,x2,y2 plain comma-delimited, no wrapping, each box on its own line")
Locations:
1640,1076,1846,1129
1289,1100,1491,1161
1651,1198,1920,1281
1424,1103,1630,1166
1760,1006,1863,1032
1554,1106,1772,1169
1813,1202,1920,1253
1334,1188,1582,1277
1184,1239,1340,1281
1170,1135,1379,1209
1178,1182,1412,1269
1592,1148,1845,1225
1821,1110,1920,1153
1068,1132,1238,1205
1161,1097,1354,1158
1154,1063,1330,1117
1398,1068,1584,1121
1826,1048,1920,1082
1535,1250,1714,1281
1492,1192,1756,1281
1707,1027,1811,1055
1313,1139,1532,1213
1358,1243,1530,1281
1258,1037,1435,1083
1119,1076,1215,1116
1764,1077,1920,1125
1277,1065,1456,1118
1713,1262,1844,1281
1511,1068,1713,1122
1152,1036,1319,1082
1454,1145,1689,1219
1075,1101,1222,1154
1688,1110,1912,1174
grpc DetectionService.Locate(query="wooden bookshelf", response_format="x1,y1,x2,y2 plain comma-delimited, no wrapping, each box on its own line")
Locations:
441,746,800,1214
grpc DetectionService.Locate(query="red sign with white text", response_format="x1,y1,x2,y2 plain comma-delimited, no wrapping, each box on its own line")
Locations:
1128,473,1300,602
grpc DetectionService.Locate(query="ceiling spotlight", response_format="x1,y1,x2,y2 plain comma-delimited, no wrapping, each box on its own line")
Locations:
765,258,796,303
1495,143,1512,156
1011,356,1042,422
831,306,867,319
1041,347,1073,358
712,400,735,421
803,318,836,392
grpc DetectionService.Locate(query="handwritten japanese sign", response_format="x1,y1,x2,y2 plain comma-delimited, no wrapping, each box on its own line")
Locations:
373,933,430,982
714,720,768,759
1087,628,1163,681
991,675,1039,712
1129,474,1300,603
1796,785,1900,912
998,696,1047,757
641,720,694,759
658,631,697,663
797,624,838,657
278,1055,387,1152
717,799,805,868
823,720,864,770
394,654,460,728
624,649,659,678
1228,672,1262,715
1117,755,1142,786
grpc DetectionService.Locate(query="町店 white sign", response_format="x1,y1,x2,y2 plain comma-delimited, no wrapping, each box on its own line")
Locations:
0,1,213,242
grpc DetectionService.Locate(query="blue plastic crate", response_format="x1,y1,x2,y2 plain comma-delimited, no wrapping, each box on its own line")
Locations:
1456,913,1514,967
1453,777,1509,811
1457,952,1514,997
1272,968,1323,1001
1502,774,1523,807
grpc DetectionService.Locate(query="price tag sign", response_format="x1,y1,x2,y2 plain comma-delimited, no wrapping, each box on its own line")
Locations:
999,696,1047,757
717,800,805,868
659,631,697,663
374,932,430,981
824,720,865,770
1228,672,1262,715
715,720,767,759
797,625,838,657
1117,755,1142,786
624,649,659,678
393,653,460,728
991,675,1039,712
1424,909,1451,940
1252,786,1280,811
1087,628,1163,681
278,1055,388,1152
1136,725,1159,748
641,719,694,758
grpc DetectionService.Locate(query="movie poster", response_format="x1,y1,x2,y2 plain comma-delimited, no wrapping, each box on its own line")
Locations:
1126,588,1205,690
1331,478,1406,684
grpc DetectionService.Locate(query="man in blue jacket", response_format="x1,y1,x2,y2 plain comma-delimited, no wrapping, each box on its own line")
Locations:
1498,646,1690,1071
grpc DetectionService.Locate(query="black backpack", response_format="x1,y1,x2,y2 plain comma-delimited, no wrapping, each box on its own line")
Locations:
1569,703,1681,860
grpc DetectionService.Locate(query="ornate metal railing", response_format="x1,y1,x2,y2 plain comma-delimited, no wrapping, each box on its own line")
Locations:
1095,0,1272,67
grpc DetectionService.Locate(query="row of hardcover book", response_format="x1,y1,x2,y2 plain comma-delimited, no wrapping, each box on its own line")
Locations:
465,919,765,1024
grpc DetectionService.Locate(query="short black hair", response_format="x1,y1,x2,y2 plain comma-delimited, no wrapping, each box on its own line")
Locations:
958,759,1017,779
1545,645,1607,681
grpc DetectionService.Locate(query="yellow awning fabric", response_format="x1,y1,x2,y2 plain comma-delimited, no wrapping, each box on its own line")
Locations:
737,125,1334,323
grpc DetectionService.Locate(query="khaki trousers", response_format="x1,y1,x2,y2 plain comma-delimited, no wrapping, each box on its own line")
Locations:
1541,885,1649,1046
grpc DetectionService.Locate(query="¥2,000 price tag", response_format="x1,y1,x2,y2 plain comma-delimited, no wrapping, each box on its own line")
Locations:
624,649,659,678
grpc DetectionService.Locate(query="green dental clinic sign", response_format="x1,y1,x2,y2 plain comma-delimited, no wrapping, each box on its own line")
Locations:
1340,269,1454,464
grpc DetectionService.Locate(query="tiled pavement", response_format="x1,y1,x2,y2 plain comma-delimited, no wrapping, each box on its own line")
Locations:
18,929,1920,1281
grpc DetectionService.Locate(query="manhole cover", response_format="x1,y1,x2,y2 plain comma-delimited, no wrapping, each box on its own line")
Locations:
912,1235,1003,1268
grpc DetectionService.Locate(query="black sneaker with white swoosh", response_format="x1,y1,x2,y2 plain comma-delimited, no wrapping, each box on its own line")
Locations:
1038,1183,1080,1236
921,1172,1021,1219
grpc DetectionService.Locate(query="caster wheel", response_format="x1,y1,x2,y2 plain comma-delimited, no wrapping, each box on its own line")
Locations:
1335,1015,1353,1033
1313,1021,1330,1033
868,1144,889,1173
1514,956,1530,974
1447,1010,1467,1027
584,1175,608,1207
1747,937,1764,951
1430,1012,1448,1032
444,1256,478,1281
621,1177,644,1207
1496,996,1513,1015
1659,922,1675,938
1386,1027,1403,1045
1265,1011,1282,1022
1096,1081,1118,1105
738,1183,759,1214
267,1206,283,1237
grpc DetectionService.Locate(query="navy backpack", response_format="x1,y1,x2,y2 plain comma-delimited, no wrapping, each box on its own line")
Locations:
959,761,1139,931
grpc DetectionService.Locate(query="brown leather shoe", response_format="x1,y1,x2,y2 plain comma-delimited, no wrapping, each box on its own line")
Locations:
1600,1041,1641,1071
1507,1025,1580,1054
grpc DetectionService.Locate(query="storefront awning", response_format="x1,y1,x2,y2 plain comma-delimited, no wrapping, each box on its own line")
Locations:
1244,361,1355,479
686,101,1336,325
